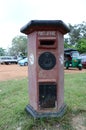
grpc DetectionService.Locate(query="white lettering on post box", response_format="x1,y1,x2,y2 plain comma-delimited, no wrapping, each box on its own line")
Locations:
59,54,64,65
38,31,56,36
29,53,34,65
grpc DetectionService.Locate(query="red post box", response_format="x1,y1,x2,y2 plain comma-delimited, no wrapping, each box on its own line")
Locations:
20,20,70,118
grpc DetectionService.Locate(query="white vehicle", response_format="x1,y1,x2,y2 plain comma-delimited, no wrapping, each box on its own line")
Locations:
0,56,18,65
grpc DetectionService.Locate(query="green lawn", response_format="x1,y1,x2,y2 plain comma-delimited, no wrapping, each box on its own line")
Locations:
0,74,86,130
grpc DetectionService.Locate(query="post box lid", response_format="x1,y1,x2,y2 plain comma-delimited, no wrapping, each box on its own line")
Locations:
20,20,70,35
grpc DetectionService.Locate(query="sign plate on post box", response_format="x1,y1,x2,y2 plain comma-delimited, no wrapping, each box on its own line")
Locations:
38,52,56,70
20,20,70,118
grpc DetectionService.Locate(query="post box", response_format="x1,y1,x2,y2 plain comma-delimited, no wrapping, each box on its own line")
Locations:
20,20,70,118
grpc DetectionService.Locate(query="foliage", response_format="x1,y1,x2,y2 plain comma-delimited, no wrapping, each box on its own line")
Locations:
64,42,76,49
67,22,86,45
68,24,81,45
0,73,86,130
64,21,86,53
76,38,86,53
0,47,5,56
8,35,27,56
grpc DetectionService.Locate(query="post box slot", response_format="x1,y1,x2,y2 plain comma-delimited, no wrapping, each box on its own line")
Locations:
40,40,55,46
38,40,56,48
39,83,57,109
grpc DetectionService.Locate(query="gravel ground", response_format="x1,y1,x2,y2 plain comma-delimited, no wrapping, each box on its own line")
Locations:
0,64,86,81
0,64,28,81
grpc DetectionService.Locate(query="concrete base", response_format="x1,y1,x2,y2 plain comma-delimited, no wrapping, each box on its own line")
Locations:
25,104,67,119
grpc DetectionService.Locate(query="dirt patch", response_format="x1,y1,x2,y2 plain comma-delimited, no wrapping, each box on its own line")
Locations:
0,64,86,81
0,64,28,81
72,114,86,130
64,67,86,74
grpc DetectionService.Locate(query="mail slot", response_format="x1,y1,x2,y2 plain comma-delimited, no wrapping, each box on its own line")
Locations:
20,20,70,118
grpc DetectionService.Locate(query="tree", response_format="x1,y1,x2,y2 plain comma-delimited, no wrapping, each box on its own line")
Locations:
67,24,81,45
0,48,5,56
76,38,86,53
66,22,86,45
9,35,27,56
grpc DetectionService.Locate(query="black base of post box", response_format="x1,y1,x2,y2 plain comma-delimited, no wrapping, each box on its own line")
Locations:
25,104,67,119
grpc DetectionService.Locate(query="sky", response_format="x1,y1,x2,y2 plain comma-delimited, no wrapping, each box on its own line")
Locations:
0,0,86,49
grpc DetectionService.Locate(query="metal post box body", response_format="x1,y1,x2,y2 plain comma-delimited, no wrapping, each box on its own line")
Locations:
20,20,70,118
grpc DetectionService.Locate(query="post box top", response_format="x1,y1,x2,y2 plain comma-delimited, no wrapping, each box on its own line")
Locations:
20,20,70,35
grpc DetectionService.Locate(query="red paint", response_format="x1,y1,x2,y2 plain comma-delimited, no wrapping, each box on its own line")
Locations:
20,20,69,113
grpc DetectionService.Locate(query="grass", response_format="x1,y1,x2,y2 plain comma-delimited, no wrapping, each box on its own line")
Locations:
0,74,86,130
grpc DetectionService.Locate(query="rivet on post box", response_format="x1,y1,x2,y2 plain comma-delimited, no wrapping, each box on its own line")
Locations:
20,20,70,118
